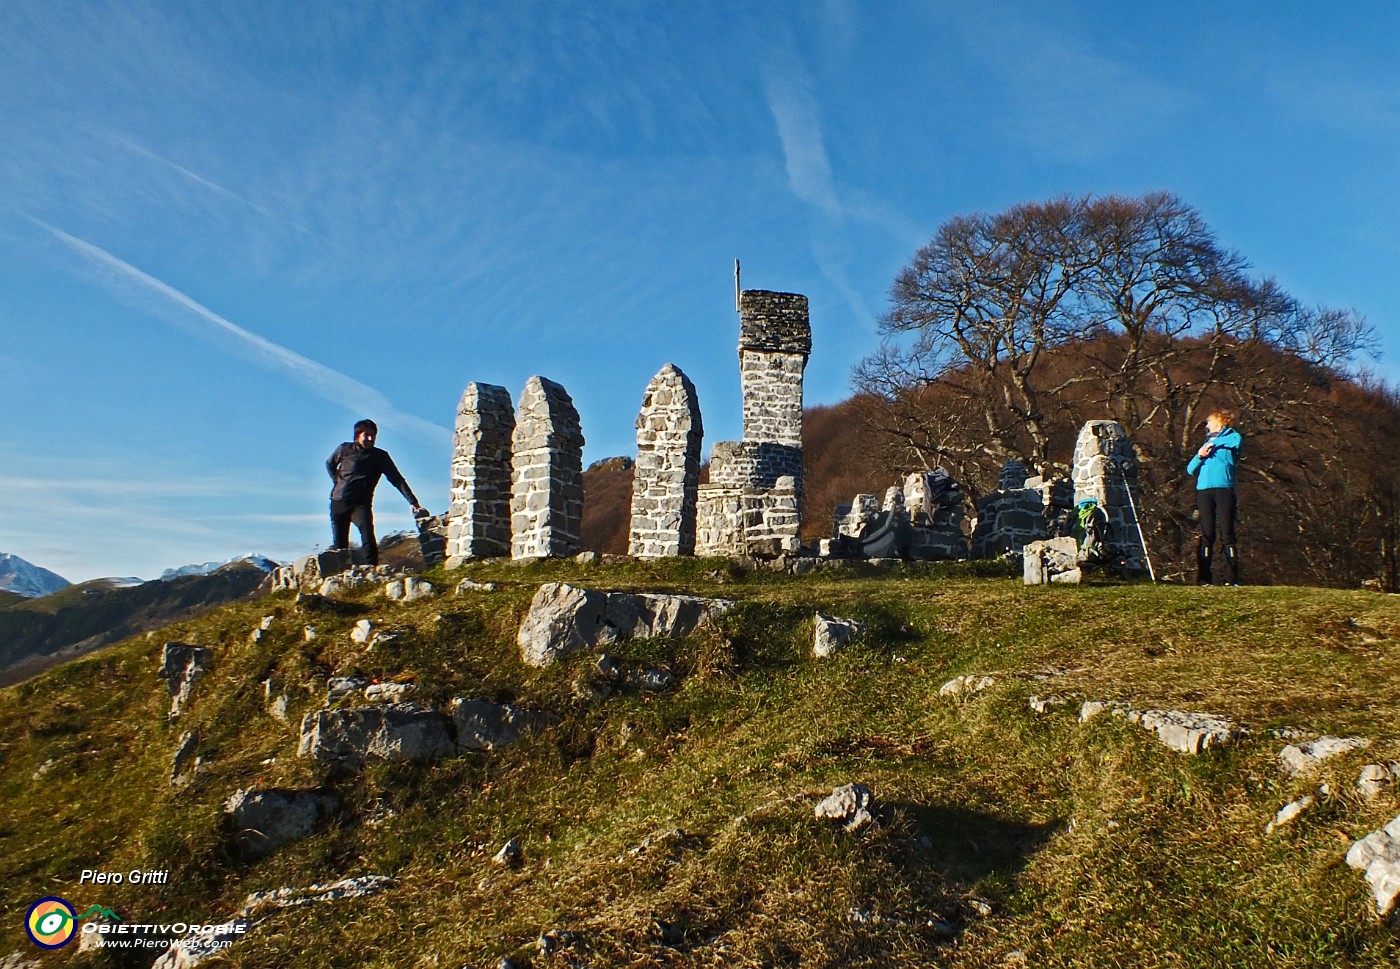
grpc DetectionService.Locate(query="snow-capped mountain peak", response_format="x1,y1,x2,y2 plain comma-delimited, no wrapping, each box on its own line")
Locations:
0,552,72,598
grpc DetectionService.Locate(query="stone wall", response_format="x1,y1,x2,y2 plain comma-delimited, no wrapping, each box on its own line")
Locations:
970,461,1049,558
628,364,703,558
447,382,515,563
1071,420,1143,570
510,376,585,560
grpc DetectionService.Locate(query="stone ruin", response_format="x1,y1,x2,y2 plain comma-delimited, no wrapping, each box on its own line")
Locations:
1071,420,1144,571
971,460,1074,558
824,470,968,561
510,376,585,560
447,382,515,564
628,364,703,558
423,285,1146,576
695,290,810,558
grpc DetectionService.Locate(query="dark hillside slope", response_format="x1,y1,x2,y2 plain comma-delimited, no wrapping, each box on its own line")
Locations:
0,561,269,684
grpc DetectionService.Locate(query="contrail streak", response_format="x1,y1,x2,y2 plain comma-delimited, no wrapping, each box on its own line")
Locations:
34,219,450,444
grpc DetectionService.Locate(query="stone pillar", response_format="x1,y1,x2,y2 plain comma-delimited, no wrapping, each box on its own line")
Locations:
739,290,810,443
629,364,703,558
971,460,1047,557
511,377,585,560
447,382,515,564
1072,420,1143,570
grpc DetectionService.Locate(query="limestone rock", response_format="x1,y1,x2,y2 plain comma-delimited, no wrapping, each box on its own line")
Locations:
327,676,369,701
815,782,875,832
1079,699,1132,722
170,730,200,788
223,787,340,859
1346,813,1400,914
1136,709,1244,754
456,577,498,593
1023,537,1080,585
450,699,550,751
813,613,866,658
298,704,454,765
1358,763,1400,801
158,642,213,719
384,577,435,602
517,582,731,667
350,620,374,644
1029,694,1075,714
1266,795,1315,834
242,875,394,915
1278,736,1371,775
492,838,523,866
364,682,418,703
940,674,998,698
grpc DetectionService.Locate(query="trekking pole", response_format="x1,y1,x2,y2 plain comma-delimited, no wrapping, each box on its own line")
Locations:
1115,458,1157,584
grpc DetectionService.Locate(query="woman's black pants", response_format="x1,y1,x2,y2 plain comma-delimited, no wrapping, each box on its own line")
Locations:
1196,487,1239,585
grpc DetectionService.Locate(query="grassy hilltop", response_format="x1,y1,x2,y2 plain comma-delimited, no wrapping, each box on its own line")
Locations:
2,558,1398,968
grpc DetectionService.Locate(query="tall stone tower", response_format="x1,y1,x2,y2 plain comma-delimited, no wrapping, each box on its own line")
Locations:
695,290,811,558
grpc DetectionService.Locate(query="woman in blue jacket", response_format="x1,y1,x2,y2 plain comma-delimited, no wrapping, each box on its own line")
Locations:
1187,410,1243,585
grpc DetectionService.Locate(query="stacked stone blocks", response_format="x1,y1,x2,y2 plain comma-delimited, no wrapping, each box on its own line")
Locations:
628,364,703,558
447,383,515,563
511,376,585,560
1072,420,1143,570
696,290,811,558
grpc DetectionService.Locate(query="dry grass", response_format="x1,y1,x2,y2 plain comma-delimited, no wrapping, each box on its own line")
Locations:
1,560,1398,967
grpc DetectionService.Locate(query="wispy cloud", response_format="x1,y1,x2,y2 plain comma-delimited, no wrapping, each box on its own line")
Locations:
763,61,843,219
33,220,451,445
113,137,317,237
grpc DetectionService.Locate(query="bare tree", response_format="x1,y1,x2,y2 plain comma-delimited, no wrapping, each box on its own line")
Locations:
855,191,1388,585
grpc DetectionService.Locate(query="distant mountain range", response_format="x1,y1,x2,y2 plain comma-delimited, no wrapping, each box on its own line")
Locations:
0,553,71,598
159,554,281,581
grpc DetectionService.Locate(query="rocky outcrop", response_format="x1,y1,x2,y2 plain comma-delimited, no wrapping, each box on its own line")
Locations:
1347,813,1400,915
297,704,454,765
516,582,732,667
1278,736,1370,775
450,699,551,751
223,787,341,859
158,642,213,719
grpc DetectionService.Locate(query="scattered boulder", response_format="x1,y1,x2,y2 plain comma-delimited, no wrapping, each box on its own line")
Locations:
385,577,435,602
223,787,340,859
815,782,875,832
1358,763,1400,801
263,678,290,721
1346,813,1400,915
298,704,454,765
450,699,550,752
813,613,866,658
242,875,394,915
456,578,498,593
364,682,419,703
350,620,374,644
158,642,214,719
1266,795,1315,834
1079,700,1131,722
1029,694,1076,714
517,583,731,667
1278,736,1371,775
1136,709,1244,755
327,676,369,701
1023,537,1080,585
629,667,677,692
170,730,200,788
492,838,523,866
940,674,999,698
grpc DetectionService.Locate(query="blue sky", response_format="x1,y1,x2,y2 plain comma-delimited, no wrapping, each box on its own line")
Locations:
3,1,1397,582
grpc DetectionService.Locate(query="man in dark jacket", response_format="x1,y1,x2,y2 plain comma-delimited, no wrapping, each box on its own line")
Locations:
326,419,424,566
